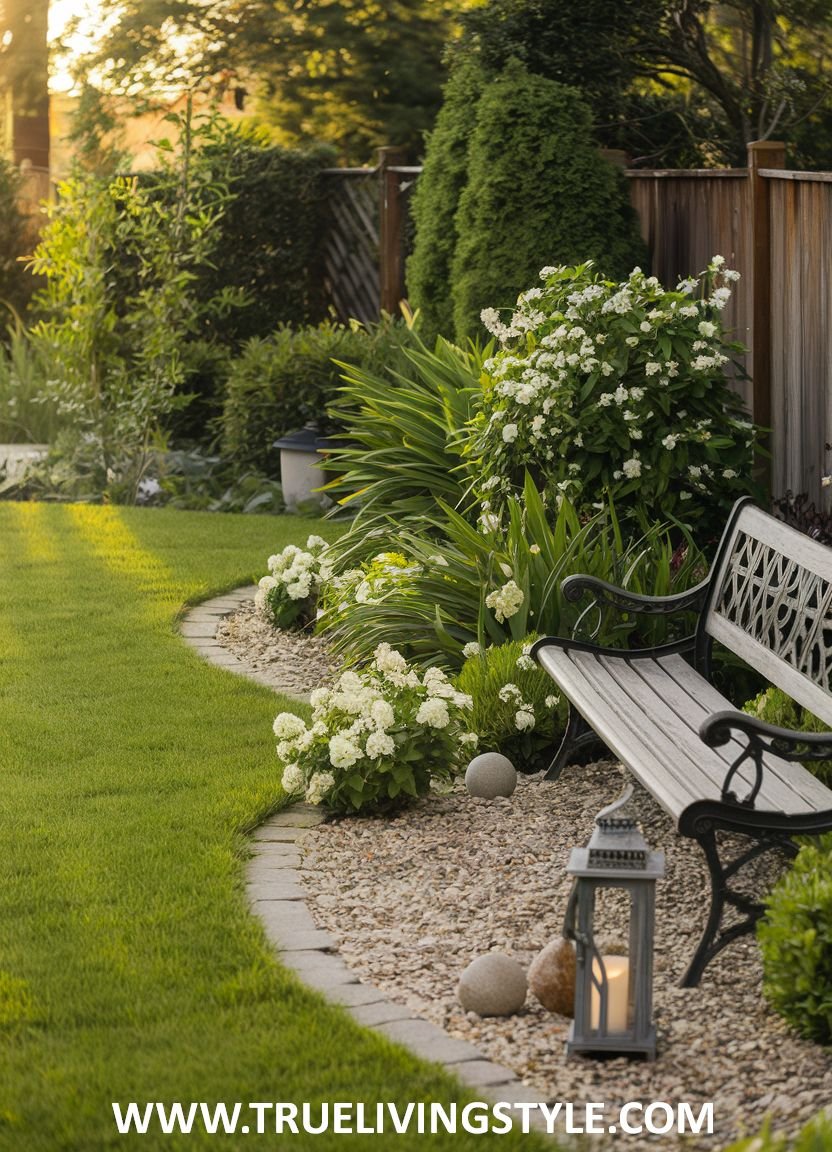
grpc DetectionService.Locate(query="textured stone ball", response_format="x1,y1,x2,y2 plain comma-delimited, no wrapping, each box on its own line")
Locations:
464,752,517,799
457,952,527,1016
528,939,576,1016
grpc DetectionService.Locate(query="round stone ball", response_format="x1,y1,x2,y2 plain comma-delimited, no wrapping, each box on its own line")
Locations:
528,939,576,1016
457,953,527,1017
464,752,517,799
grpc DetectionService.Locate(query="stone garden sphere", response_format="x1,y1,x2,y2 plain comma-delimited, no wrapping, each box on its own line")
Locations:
457,952,527,1016
464,752,517,799
528,939,576,1016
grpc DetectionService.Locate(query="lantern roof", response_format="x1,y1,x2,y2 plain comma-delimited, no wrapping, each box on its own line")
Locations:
567,786,665,879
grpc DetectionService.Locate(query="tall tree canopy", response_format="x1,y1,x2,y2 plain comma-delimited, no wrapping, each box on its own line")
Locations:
67,0,472,162
456,0,832,166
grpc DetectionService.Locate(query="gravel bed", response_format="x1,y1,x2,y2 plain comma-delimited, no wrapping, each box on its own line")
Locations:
215,602,340,696
301,764,832,1150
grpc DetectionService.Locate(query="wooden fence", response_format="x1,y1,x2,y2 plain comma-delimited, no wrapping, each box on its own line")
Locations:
324,140,832,505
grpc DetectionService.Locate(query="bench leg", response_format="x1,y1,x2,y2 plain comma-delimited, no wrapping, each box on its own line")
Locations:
544,705,601,781
681,826,798,988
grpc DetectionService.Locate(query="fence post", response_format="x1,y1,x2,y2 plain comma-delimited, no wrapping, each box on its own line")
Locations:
747,139,785,496
377,146,408,315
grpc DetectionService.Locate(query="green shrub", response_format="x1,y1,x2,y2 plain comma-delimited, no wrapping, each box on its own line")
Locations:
0,320,58,444
321,335,481,525
193,132,334,343
406,60,485,342
725,1113,832,1151
0,157,34,318
743,687,832,786
758,835,832,1045
467,259,758,540
456,636,567,772
451,60,645,343
221,319,413,476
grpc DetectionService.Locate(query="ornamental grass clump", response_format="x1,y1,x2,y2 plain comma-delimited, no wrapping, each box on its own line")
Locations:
456,637,567,772
255,535,330,629
469,257,759,539
274,643,478,814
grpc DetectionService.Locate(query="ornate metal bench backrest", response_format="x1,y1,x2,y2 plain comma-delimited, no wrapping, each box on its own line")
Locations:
697,500,832,727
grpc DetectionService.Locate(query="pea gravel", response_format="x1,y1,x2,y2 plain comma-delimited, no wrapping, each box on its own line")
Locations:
301,766,832,1150
216,607,831,1147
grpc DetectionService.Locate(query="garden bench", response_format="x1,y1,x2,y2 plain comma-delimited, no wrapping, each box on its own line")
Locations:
532,498,832,987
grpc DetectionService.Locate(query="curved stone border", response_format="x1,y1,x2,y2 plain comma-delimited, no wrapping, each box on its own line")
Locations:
180,589,547,1115
180,585,308,700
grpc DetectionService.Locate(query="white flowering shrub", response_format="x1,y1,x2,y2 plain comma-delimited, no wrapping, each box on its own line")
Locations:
255,535,330,629
470,258,759,537
274,643,478,813
455,636,566,772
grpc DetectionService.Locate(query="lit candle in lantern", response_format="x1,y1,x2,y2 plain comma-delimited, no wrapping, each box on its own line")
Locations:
590,955,630,1033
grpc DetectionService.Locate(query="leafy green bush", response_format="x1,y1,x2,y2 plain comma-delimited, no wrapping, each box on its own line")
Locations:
0,320,58,443
455,636,567,772
273,646,476,814
468,259,759,540
451,60,645,343
725,1113,832,1151
406,59,485,342
318,478,705,669
0,157,33,318
221,318,413,477
191,131,335,344
743,687,832,786
321,335,481,525
758,835,832,1045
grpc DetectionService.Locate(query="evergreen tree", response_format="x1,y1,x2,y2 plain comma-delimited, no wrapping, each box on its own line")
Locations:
450,62,645,343
406,59,484,341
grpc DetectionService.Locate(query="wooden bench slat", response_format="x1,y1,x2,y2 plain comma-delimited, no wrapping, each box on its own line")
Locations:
537,646,703,820
629,655,823,814
655,655,832,811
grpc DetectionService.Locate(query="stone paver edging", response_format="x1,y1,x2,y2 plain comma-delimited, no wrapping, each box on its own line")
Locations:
180,589,548,1118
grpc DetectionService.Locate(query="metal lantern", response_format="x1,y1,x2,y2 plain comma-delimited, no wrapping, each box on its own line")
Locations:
563,785,664,1060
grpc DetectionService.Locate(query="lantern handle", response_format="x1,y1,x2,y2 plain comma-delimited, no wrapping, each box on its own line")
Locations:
595,783,635,826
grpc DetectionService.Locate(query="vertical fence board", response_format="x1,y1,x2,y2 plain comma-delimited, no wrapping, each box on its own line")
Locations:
625,171,753,413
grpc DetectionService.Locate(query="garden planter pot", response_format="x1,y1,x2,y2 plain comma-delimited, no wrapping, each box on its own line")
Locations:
273,426,334,512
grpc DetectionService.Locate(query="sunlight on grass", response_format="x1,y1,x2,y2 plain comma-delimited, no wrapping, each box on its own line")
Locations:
0,504,546,1152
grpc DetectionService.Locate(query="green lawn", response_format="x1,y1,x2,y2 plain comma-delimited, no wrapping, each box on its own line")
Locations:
0,503,547,1151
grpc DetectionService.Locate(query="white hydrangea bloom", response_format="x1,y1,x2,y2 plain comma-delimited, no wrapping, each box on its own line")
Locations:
462,641,483,659
328,734,362,769
698,320,717,338
499,683,523,703
281,763,304,794
415,699,450,729
516,653,535,672
365,730,396,759
515,709,536,731
309,688,331,710
370,699,396,730
306,772,336,805
273,712,307,740
545,694,560,708
502,423,519,444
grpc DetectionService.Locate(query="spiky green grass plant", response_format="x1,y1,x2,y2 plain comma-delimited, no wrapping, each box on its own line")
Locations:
0,504,548,1152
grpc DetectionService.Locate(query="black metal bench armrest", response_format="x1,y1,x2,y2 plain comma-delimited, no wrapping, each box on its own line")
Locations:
699,709,832,806
561,573,711,617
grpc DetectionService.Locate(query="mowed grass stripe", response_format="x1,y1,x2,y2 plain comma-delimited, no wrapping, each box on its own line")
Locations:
0,505,545,1152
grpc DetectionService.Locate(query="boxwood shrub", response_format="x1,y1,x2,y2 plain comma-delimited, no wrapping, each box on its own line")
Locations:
221,319,414,476
758,835,832,1044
